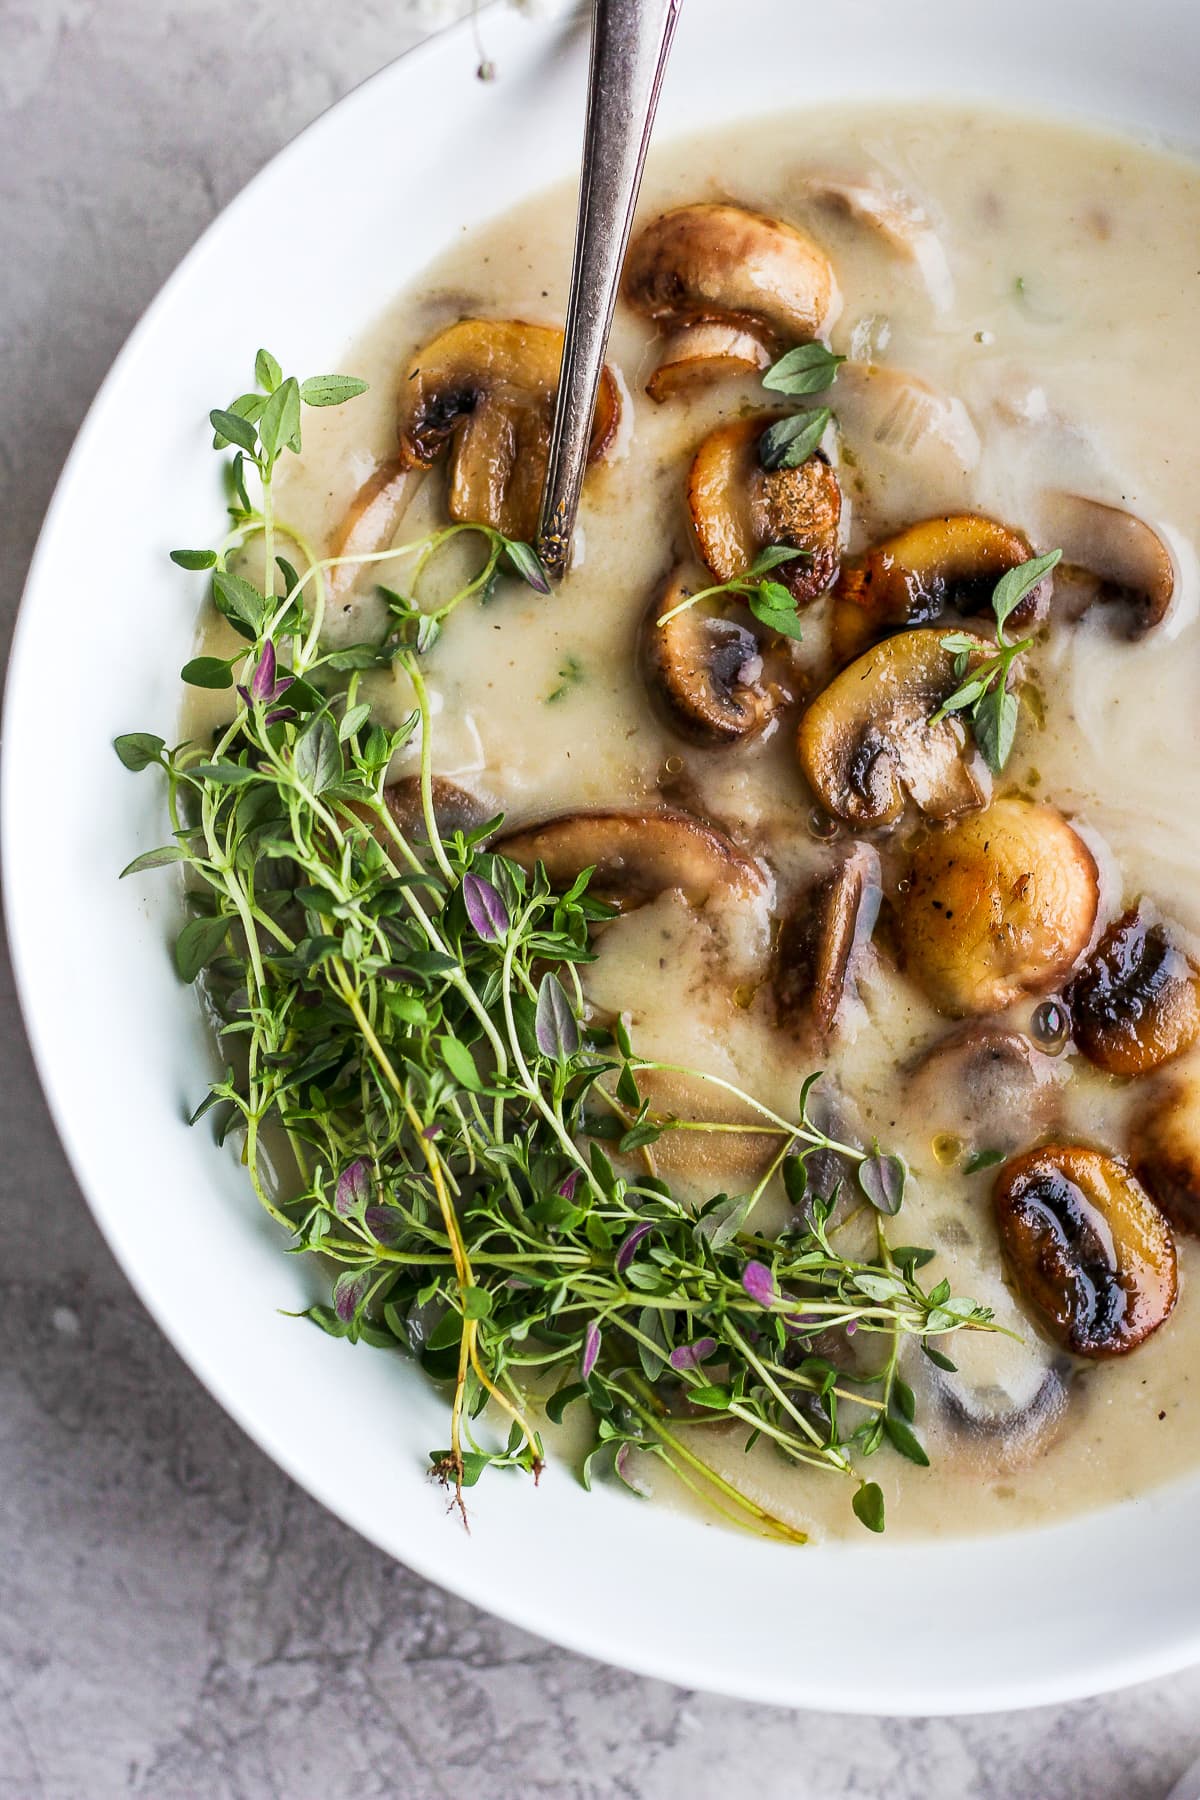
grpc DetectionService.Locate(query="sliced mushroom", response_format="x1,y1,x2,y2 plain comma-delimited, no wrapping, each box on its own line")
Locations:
382,775,491,841
773,844,880,1036
993,1146,1177,1357
906,1024,1068,1153
1132,1068,1200,1235
643,570,779,745
933,1359,1072,1470
1037,492,1175,635
898,800,1098,1016
624,202,837,396
395,318,620,542
796,628,993,828
498,808,766,910
324,458,417,607
831,514,1048,665
798,175,953,311
645,322,772,403
1066,904,1200,1077
687,416,842,605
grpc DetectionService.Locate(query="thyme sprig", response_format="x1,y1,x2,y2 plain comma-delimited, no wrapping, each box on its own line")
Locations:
655,544,808,641
116,354,999,1541
930,548,1062,773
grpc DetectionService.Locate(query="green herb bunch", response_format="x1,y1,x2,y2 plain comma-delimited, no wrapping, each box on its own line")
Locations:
116,352,997,1541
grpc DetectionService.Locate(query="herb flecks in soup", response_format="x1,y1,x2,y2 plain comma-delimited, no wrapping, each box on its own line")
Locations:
120,105,1200,1543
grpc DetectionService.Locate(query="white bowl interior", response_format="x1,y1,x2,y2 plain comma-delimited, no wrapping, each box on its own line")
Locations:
5,0,1200,1713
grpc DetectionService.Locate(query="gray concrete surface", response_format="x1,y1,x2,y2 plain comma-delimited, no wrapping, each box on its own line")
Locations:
3,1,1200,1794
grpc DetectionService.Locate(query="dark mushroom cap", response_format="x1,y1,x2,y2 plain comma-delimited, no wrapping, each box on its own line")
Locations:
497,807,766,910
623,202,836,347
687,416,842,607
1131,1067,1200,1236
396,318,619,542
1039,492,1175,637
643,572,778,746
993,1145,1178,1358
832,513,1048,664
382,776,491,841
1066,904,1200,1077
797,628,993,829
774,844,880,1038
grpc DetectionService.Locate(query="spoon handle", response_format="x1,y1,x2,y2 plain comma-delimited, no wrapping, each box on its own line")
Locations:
536,0,682,579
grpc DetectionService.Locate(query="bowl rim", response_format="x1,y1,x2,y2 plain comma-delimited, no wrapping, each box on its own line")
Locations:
6,0,1200,1715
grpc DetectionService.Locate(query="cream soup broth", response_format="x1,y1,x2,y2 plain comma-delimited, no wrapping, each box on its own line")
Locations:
200,106,1200,1539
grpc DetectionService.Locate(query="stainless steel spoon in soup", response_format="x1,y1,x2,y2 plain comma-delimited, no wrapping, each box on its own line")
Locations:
536,0,683,578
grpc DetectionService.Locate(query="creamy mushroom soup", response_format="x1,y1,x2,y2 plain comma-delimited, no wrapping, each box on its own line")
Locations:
179,104,1200,1540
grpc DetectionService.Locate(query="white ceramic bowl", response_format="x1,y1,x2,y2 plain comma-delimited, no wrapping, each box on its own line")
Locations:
6,0,1200,1714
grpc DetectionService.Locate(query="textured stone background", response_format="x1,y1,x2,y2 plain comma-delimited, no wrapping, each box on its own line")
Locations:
3,2,1200,1794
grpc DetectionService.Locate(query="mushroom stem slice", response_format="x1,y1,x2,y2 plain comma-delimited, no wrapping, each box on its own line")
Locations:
687,416,843,607
1132,1069,1200,1236
498,808,766,911
796,627,994,829
993,1146,1178,1358
623,202,837,348
1037,492,1175,636
1066,904,1200,1077
832,514,1046,665
774,844,881,1038
395,318,620,543
644,322,772,403
325,459,417,606
643,570,779,745
897,799,1099,1017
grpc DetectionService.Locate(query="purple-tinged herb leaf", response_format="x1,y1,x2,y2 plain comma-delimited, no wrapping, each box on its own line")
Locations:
364,1206,403,1247
333,1268,372,1323
557,1169,582,1201
742,1261,777,1307
581,1320,601,1379
334,1157,371,1219
535,971,579,1061
504,539,551,594
462,871,509,942
251,638,277,702
615,1222,653,1275
858,1151,907,1216
668,1336,716,1372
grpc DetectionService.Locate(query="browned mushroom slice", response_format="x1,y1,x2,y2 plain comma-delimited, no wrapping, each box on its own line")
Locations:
382,776,491,840
1066,904,1200,1077
796,628,993,828
645,322,772,403
643,570,779,746
831,515,1048,665
906,1024,1068,1154
688,417,842,606
624,202,836,396
498,808,765,910
1132,1068,1200,1235
993,1146,1177,1357
774,844,880,1036
395,319,620,542
1039,492,1175,636
898,800,1098,1017
324,459,416,606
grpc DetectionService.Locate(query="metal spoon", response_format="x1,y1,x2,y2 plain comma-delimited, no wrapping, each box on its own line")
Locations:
536,0,683,580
